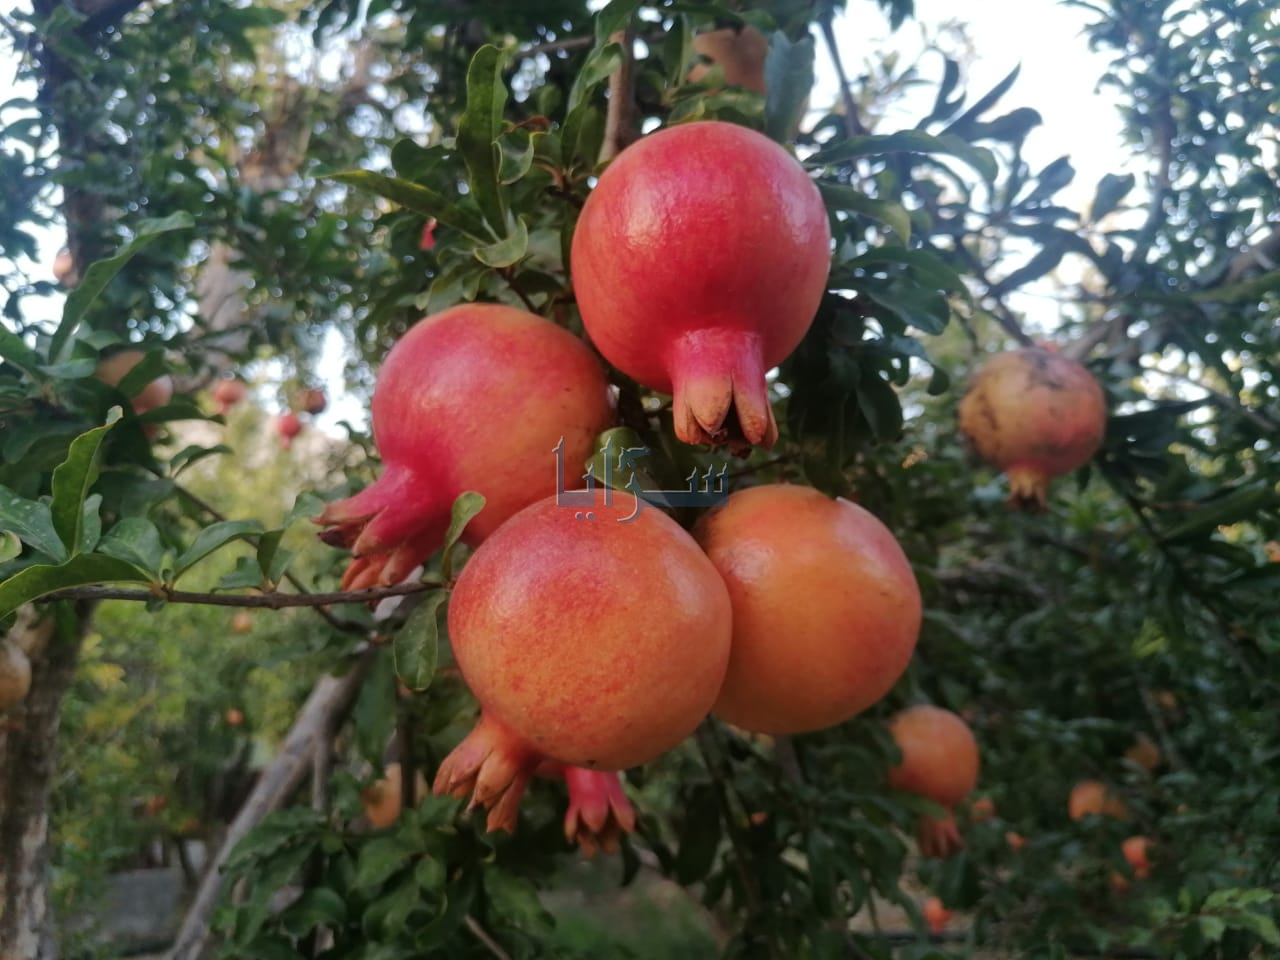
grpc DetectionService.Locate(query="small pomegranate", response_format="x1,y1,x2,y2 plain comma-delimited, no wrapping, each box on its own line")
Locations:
230,610,253,634
1122,835,1152,879
53,247,77,287
433,491,732,832
361,762,428,829
571,121,831,449
297,386,327,415
693,484,921,735
1006,830,1026,851
212,377,248,415
1124,732,1162,772
276,411,303,449
957,347,1106,510
95,349,174,417
687,25,768,93
224,708,244,727
0,641,32,713
923,896,953,935
969,796,997,823
315,304,613,590
1068,780,1129,822
886,705,980,859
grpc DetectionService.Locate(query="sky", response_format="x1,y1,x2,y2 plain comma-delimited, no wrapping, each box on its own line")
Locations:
1,0,1135,435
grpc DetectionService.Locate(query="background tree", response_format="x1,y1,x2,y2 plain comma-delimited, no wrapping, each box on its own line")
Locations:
0,0,1276,958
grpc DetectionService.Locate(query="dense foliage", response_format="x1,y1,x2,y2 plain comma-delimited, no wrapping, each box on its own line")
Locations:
1,0,1277,958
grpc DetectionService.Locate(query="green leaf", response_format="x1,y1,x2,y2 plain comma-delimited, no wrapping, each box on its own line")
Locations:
327,170,491,241
168,444,233,476
457,45,509,235
1199,915,1227,943
0,531,21,563
440,492,485,581
96,517,166,576
353,835,414,891
394,590,448,693
173,519,264,577
855,375,904,441
473,216,529,268
0,487,67,562
674,784,722,884
566,43,624,117
808,129,998,183
862,283,951,335
255,529,287,585
352,649,396,767
50,212,194,362
0,554,152,619
818,182,911,243
49,411,120,557
763,30,814,143
280,888,348,938
0,326,42,377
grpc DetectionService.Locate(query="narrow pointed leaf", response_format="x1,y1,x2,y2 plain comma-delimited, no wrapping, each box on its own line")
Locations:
0,554,152,619
0,486,67,562
394,589,448,692
173,519,264,577
327,171,491,241
49,410,121,556
440,492,486,582
457,45,509,235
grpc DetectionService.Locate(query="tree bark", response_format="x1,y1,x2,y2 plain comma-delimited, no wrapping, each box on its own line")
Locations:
0,602,94,959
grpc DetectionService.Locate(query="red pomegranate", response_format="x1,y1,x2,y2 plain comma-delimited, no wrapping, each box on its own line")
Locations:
923,896,953,935
1068,779,1129,822
1122,835,1152,879
276,411,303,449
886,705,980,859
212,377,248,415
570,120,831,450
94,349,174,417
693,484,921,735
315,304,613,590
434,491,732,830
957,347,1107,510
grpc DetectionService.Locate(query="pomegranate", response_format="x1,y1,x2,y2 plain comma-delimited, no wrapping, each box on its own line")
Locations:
923,896,953,935
315,304,613,590
1005,830,1026,851
688,25,768,93
361,762,428,829
969,796,997,823
570,121,831,450
0,641,32,713
212,377,248,415
1122,835,1152,879
94,349,174,417
957,347,1107,510
276,411,303,449
230,610,253,634
433,491,732,832
886,705,980,859
1124,732,1162,772
1067,780,1129,822
53,247,77,286
224,708,244,727
692,484,921,735
297,386,327,415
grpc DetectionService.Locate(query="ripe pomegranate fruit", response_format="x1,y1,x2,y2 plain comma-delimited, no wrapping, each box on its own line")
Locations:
957,347,1106,510
224,708,244,727
1124,732,1162,772
688,25,768,93
361,762,428,829
276,411,303,449
886,705,980,859
693,484,920,734
433,491,732,832
0,641,32,713
1005,830,1026,852
923,896,953,935
230,610,253,634
1067,780,1129,821
315,304,613,590
94,349,174,417
297,386,327,415
570,121,831,450
53,247,78,287
1122,835,1152,879
212,377,248,415
969,796,997,823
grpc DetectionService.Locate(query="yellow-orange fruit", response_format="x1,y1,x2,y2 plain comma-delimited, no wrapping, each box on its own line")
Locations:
1122,835,1152,878
1068,780,1129,821
361,763,427,829
923,896,953,935
1124,732,1162,772
887,706,980,859
95,349,174,416
693,485,920,735
687,25,769,94
957,347,1106,510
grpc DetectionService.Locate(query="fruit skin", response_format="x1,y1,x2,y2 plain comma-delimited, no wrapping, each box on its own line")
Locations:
693,484,921,735
688,25,768,93
571,120,831,450
923,896,953,935
361,762,428,829
315,304,613,590
434,491,732,826
213,378,248,415
276,411,303,449
94,349,175,417
886,706,980,859
1068,780,1130,821
224,708,244,727
297,387,327,415
53,247,78,286
0,641,32,713
957,347,1106,510
230,610,253,635
1122,835,1152,879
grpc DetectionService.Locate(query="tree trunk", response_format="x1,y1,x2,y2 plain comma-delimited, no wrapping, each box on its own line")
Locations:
0,602,94,958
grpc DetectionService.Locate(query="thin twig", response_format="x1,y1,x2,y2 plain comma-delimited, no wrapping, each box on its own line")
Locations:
465,916,514,960
819,14,867,137
41,580,438,609
598,23,638,164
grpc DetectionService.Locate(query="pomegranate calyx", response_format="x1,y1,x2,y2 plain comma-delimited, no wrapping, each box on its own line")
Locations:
917,810,964,859
667,327,775,450
1004,464,1050,512
432,713,540,834
562,766,637,857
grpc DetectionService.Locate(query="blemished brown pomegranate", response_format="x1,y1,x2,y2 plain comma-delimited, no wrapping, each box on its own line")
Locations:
434,491,732,830
886,705,980,859
957,347,1107,510
212,377,248,415
315,304,613,590
693,484,921,735
570,121,831,450
276,411,303,449
94,349,174,416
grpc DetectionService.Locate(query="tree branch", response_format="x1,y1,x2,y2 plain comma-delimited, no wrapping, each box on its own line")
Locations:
598,25,638,165
819,14,867,137
41,580,438,610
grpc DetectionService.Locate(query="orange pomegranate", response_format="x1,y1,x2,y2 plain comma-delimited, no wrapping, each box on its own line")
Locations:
957,347,1107,510
361,762,428,829
434,491,732,832
687,25,768,93
923,896,953,935
224,708,244,727
1124,732,1162,772
95,349,174,417
230,610,253,635
1005,830,1026,851
1068,780,1129,821
1122,835,1152,879
970,796,997,823
886,705,980,858
693,484,921,735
